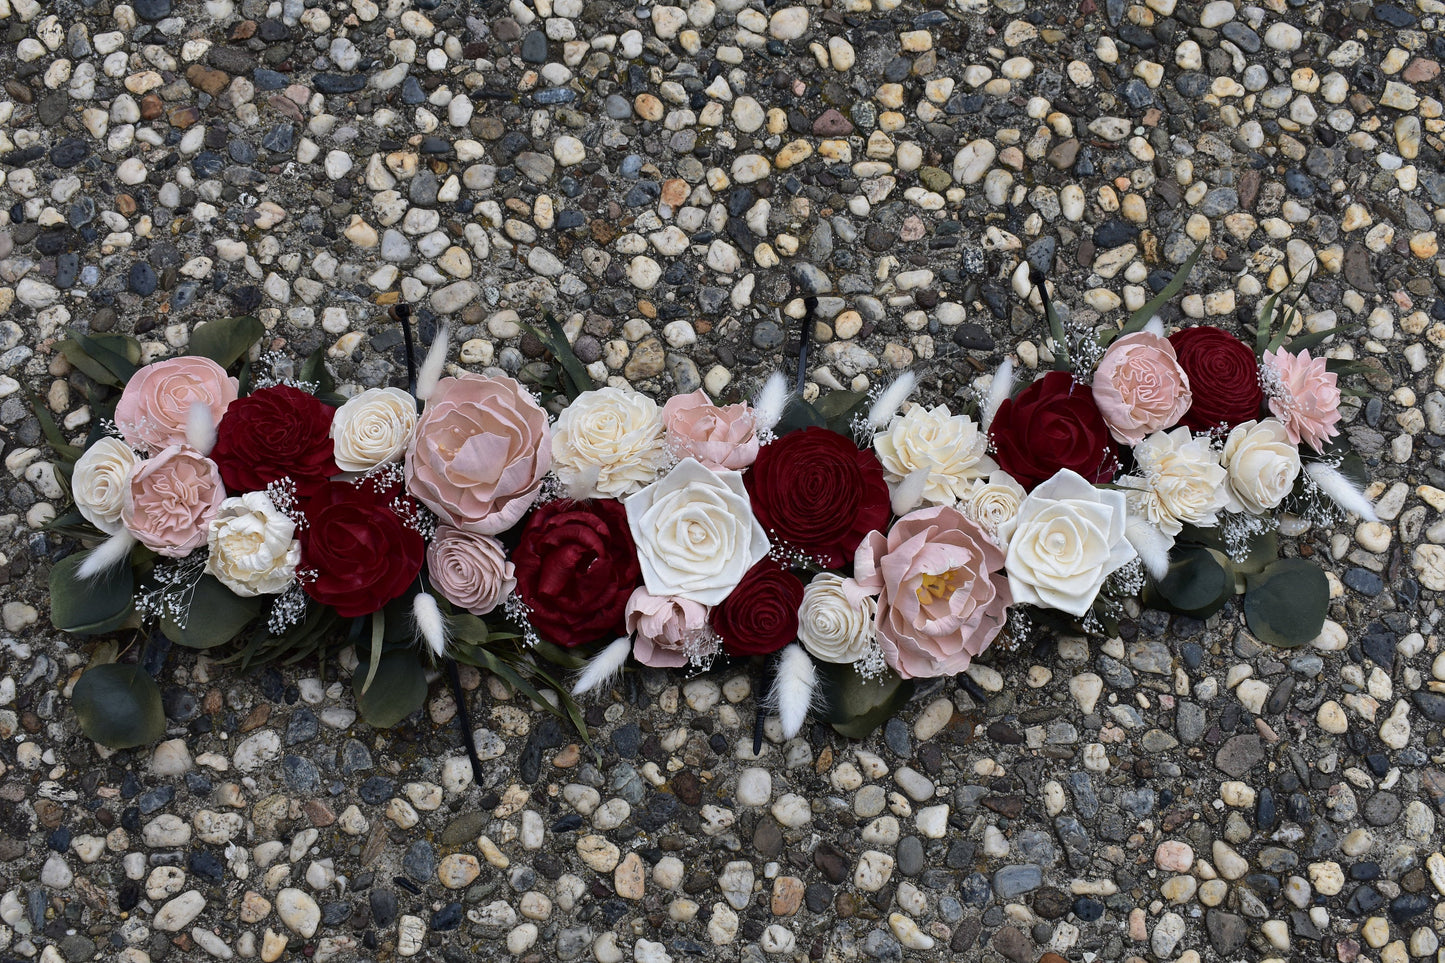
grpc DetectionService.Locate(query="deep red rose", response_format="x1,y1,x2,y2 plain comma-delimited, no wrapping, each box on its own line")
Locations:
300,478,424,618
745,426,891,569
212,384,338,495
712,560,804,657
988,370,1119,490
1169,326,1264,433
512,498,641,648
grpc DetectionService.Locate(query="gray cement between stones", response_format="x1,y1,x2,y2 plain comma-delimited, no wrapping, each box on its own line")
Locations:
1,0,1444,961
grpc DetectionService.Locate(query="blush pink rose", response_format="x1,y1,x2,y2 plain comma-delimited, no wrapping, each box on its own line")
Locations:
427,525,516,616
662,390,760,472
853,505,1012,679
1263,347,1341,452
406,374,552,535
625,587,711,668
121,445,226,557
1091,332,1192,445
115,356,240,454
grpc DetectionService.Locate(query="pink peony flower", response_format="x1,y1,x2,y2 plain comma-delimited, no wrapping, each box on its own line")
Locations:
114,356,239,454
1091,332,1192,445
853,506,1012,679
625,587,711,669
662,390,760,472
121,445,226,556
405,374,551,535
427,525,516,616
1262,348,1342,452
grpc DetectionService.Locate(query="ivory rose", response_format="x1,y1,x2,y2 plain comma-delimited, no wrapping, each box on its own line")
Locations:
1121,427,1229,535
205,492,301,596
626,588,711,668
1220,419,1301,515
332,387,419,473
1262,347,1342,452
114,356,239,454
72,437,141,535
427,526,515,616
998,469,1136,617
662,390,759,472
552,386,669,498
854,506,1012,679
406,374,551,535
624,458,771,605
122,445,226,557
797,574,877,664
1091,332,1192,444
963,471,1027,543
873,404,997,510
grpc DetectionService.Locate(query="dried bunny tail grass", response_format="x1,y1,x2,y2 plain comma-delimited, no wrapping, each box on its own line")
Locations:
415,322,450,403
980,357,1014,432
1143,315,1166,339
866,371,918,431
1304,462,1378,523
752,371,790,439
889,467,931,517
186,402,216,456
572,636,632,697
413,592,451,660
1124,515,1173,582
76,530,138,581
769,643,820,740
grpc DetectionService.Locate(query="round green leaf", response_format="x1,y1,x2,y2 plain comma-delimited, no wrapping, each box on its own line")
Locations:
189,315,265,369
817,661,915,739
71,663,166,749
1143,545,1233,618
352,651,428,728
49,552,135,636
160,575,263,648
1244,558,1329,648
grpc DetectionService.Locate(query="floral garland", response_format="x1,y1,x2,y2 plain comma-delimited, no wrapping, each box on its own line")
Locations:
37,273,1375,751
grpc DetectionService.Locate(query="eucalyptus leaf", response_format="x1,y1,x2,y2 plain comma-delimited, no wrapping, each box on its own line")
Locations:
189,315,265,369
352,651,428,727
812,390,868,435
50,551,134,635
772,399,825,437
1229,528,1279,577
71,663,166,749
160,575,262,648
1142,545,1233,618
59,338,127,388
817,661,915,739
1244,558,1328,648
24,386,84,463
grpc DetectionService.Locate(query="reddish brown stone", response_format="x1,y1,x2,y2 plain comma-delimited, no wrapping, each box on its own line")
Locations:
185,64,231,95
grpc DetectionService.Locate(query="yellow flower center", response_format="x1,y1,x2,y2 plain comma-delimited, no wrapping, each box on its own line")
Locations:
916,568,963,605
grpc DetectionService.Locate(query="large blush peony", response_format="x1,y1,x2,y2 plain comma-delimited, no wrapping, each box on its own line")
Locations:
997,469,1137,617
114,356,238,454
853,506,1012,679
406,374,551,535
662,390,759,472
122,445,226,557
1091,331,1192,445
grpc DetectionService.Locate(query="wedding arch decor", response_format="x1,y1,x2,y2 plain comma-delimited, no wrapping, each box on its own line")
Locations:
33,255,1375,757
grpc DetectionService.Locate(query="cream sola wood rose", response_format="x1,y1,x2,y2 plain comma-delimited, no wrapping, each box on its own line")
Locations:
872,403,996,513
72,437,141,535
796,574,877,664
405,373,551,534
1220,419,1301,515
331,387,419,473
205,492,302,596
553,386,670,499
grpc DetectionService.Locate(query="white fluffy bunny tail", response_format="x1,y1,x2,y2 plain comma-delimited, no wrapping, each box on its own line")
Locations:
1143,315,1166,339
1305,462,1378,523
980,357,1014,432
751,371,790,436
867,371,918,431
572,636,632,697
186,402,217,456
1125,515,1174,582
769,643,819,740
76,530,138,581
415,322,451,403
413,592,451,660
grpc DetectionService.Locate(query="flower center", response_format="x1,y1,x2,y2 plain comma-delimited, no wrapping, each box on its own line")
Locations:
916,568,962,605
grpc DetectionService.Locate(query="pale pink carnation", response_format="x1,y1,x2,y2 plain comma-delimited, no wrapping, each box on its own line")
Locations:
853,506,1012,679
1262,348,1342,452
427,526,516,616
662,390,760,472
1091,332,1192,445
114,356,239,454
121,445,226,556
625,587,711,669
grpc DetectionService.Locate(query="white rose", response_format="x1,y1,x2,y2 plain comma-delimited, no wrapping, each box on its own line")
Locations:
998,469,1137,617
797,573,877,664
204,492,301,596
331,387,419,473
1121,427,1229,536
1220,419,1301,515
963,471,1026,542
553,386,669,498
72,437,140,535
873,404,997,510
624,458,771,605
